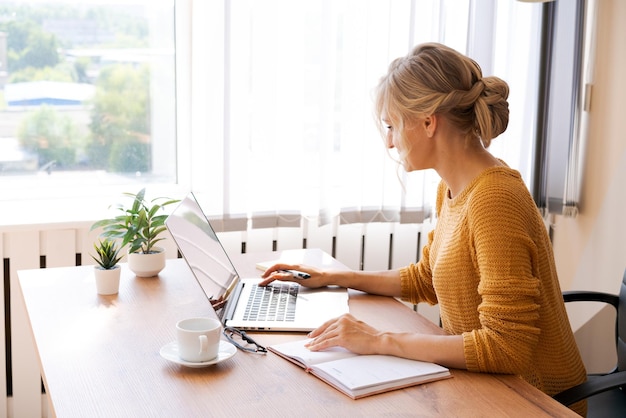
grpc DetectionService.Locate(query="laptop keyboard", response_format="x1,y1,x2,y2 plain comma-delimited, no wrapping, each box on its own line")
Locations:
243,283,299,322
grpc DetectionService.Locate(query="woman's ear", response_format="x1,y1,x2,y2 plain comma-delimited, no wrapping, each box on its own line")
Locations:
424,114,437,138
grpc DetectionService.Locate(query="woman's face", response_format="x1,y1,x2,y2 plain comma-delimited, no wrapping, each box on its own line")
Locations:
382,113,433,172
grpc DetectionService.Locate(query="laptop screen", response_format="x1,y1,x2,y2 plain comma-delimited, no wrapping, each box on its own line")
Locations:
165,193,240,305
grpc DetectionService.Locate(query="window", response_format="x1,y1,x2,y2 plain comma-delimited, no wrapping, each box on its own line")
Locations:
0,0,545,228
533,0,597,216
0,0,176,206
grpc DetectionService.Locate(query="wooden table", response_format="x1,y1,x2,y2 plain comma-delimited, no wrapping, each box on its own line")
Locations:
18,249,577,417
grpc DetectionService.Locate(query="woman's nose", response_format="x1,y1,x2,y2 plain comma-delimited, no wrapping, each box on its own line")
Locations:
386,133,395,149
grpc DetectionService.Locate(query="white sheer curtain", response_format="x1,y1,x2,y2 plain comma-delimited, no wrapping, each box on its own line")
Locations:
183,0,543,230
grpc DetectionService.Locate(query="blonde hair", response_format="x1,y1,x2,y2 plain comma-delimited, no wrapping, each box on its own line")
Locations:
375,42,509,148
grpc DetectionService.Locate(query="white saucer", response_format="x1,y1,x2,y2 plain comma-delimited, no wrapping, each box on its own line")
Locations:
160,340,237,368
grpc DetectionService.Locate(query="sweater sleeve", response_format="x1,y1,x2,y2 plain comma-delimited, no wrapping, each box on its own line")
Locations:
399,181,448,306
400,230,438,306
462,181,543,375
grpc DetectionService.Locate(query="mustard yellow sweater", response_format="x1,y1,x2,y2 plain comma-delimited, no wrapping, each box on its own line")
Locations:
400,166,586,413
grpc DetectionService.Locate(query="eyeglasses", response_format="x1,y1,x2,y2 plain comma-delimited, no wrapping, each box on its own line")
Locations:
223,326,267,354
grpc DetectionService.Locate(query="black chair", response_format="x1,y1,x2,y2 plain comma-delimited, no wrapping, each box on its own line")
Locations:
553,268,626,417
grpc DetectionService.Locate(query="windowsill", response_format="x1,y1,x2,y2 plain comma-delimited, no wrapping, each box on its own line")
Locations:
0,171,187,230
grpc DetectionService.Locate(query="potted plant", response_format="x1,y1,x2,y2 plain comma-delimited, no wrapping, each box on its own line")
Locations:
91,188,179,277
92,238,123,295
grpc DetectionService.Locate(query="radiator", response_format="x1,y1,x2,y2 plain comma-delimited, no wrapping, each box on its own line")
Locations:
0,219,437,418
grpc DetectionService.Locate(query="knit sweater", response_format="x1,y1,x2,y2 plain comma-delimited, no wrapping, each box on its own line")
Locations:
399,166,586,414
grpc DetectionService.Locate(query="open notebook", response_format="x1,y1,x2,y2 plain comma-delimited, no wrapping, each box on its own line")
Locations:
269,338,451,399
165,192,349,331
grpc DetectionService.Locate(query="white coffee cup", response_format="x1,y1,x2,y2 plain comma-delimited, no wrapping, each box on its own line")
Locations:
176,317,222,362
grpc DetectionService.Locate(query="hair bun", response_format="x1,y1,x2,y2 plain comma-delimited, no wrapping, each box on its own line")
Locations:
476,76,509,146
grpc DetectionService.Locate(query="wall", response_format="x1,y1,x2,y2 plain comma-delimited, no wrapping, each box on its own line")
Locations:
551,0,626,372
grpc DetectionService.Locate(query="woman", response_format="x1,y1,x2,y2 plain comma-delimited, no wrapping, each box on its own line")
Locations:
260,43,586,415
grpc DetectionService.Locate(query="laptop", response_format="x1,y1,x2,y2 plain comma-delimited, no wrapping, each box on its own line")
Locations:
165,192,349,331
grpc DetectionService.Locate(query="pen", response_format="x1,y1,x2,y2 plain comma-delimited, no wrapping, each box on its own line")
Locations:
280,269,311,279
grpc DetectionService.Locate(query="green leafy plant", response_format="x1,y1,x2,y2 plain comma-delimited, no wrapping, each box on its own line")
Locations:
91,188,179,254
91,239,123,270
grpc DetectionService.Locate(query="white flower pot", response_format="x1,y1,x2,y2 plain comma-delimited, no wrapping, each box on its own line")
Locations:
94,265,121,295
127,247,166,277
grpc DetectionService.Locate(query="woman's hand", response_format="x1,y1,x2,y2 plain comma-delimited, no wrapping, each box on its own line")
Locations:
259,263,328,288
305,313,384,355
